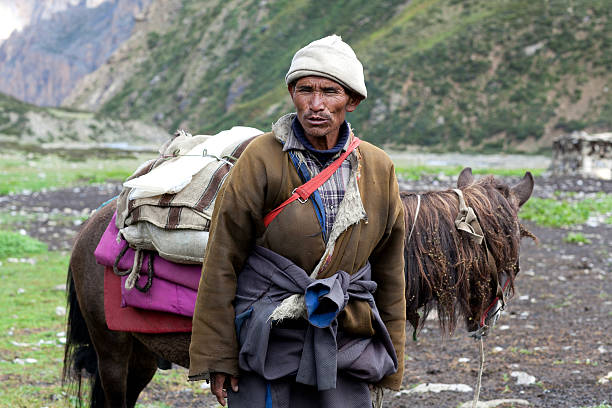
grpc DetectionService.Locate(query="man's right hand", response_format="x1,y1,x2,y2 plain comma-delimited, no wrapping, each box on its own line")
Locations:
211,372,239,406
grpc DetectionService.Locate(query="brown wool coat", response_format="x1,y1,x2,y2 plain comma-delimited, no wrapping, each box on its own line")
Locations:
188,117,406,390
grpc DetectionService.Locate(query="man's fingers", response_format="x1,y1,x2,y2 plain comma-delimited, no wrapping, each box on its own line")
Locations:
213,388,225,406
219,389,227,407
210,373,239,406
212,373,227,406
230,375,239,392
214,393,225,407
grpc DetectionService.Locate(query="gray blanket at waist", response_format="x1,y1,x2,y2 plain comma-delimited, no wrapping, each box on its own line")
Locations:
234,245,398,391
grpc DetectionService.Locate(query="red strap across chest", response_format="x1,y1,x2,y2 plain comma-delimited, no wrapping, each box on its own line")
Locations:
263,137,361,228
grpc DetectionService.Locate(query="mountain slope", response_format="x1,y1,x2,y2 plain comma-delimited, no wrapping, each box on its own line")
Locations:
0,0,110,43
65,0,612,152
0,92,168,147
0,0,151,106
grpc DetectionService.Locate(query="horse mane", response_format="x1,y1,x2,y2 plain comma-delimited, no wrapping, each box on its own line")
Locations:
402,175,533,336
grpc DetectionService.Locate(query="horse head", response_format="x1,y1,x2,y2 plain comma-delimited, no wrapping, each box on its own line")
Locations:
403,167,535,339
457,166,534,208
457,167,534,336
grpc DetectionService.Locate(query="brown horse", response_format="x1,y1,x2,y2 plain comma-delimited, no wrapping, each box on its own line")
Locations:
63,167,534,407
402,168,535,338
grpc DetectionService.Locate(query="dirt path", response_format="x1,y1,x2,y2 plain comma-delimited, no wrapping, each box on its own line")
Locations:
2,174,610,407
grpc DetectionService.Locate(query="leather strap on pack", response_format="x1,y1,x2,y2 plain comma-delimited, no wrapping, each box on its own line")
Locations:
263,137,361,228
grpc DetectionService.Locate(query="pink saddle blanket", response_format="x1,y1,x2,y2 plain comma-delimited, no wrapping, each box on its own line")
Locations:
104,266,192,333
94,212,200,317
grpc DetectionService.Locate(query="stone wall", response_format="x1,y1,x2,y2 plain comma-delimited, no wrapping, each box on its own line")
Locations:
552,131,612,180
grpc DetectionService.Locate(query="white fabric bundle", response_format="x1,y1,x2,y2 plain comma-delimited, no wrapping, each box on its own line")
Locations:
124,126,263,199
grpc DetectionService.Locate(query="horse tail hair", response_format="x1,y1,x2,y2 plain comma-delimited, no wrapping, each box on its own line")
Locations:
63,266,102,408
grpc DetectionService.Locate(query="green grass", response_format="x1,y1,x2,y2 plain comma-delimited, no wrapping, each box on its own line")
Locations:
395,164,543,181
520,193,612,228
0,150,148,195
0,250,70,407
362,0,440,44
0,230,47,259
0,235,210,407
563,232,591,245
578,404,612,408
46,108,94,120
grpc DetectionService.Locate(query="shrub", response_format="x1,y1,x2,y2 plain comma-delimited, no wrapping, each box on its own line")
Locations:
563,232,591,245
520,194,612,228
0,231,47,259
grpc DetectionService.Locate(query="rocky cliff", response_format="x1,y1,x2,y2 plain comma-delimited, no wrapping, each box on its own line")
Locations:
0,0,151,106
0,0,110,43
62,0,183,113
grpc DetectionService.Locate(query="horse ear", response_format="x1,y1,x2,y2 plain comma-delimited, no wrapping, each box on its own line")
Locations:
457,167,474,188
511,172,534,207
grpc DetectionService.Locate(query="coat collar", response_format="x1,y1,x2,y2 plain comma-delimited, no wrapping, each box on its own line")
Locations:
271,113,367,278
272,112,297,145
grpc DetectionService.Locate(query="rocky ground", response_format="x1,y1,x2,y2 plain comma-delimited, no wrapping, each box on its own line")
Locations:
395,173,612,407
1,172,611,407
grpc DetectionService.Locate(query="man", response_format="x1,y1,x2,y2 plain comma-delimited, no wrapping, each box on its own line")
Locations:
189,35,406,407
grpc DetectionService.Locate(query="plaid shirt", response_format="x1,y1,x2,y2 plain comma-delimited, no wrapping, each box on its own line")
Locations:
283,124,352,239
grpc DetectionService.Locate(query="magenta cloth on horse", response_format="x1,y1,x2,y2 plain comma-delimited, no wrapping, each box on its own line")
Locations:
94,212,200,316
119,269,198,316
103,266,193,333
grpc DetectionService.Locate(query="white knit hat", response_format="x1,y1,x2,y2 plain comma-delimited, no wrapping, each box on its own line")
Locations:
285,35,367,99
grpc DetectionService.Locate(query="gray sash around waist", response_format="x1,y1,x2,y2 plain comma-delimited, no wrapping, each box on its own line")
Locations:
234,245,398,390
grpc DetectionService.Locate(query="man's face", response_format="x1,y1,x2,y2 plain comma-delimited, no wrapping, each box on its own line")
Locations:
288,76,361,143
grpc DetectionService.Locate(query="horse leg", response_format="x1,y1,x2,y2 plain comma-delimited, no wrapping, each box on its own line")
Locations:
82,318,136,407
125,339,158,407
68,262,137,408
69,203,136,407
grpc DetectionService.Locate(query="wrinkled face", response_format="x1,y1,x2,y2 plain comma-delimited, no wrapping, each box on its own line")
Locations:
288,76,361,143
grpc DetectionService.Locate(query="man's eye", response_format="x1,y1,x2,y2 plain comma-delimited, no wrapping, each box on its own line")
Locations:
326,88,345,95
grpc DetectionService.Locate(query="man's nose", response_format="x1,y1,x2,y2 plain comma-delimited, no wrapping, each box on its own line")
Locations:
308,92,324,111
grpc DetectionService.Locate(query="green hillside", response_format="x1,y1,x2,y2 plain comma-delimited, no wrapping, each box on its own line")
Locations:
0,92,168,147
88,0,610,152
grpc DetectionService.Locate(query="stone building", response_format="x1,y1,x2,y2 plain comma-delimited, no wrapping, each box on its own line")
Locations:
552,131,612,180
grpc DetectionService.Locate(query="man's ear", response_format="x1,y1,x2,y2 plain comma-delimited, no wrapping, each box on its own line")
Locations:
287,83,295,97
345,93,362,112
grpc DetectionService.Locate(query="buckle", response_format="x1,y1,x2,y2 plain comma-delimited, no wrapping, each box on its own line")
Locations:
292,188,308,204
